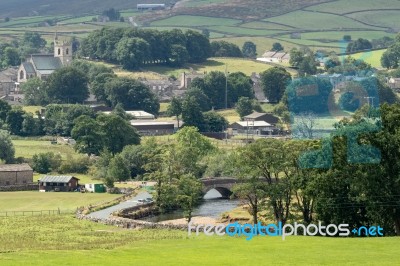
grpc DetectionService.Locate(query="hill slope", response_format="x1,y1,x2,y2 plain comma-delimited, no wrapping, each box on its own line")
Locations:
0,0,170,17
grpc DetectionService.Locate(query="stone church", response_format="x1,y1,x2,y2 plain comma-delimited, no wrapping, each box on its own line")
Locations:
17,33,72,84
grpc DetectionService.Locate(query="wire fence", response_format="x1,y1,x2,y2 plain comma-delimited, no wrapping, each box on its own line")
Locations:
0,209,75,217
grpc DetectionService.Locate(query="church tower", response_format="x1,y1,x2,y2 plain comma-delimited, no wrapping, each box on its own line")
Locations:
54,32,73,66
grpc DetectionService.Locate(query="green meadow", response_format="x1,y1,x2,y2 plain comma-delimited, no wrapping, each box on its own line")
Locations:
0,192,119,212
0,215,399,265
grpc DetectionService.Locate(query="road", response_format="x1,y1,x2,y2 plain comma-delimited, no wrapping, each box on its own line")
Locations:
88,191,152,219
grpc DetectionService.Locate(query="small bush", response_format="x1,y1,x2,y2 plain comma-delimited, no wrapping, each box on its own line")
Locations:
58,155,91,174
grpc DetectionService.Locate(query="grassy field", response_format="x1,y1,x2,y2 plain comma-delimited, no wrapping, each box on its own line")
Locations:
343,49,386,68
264,10,381,30
150,15,241,27
12,139,79,159
346,11,400,29
0,192,119,212
0,215,399,265
305,0,400,14
145,57,276,77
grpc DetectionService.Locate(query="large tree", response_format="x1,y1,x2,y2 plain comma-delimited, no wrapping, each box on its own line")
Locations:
45,67,89,104
105,77,159,115
167,97,182,127
260,67,291,103
242,41,257,58
0,130,15,163
96,114,140,154
71,115,104,155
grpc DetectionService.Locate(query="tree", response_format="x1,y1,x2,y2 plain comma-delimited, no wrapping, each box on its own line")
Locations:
45,67,89,103
185,30,211,63
235,97,253,119
168,44,189,67
381,43,400,69
31,152,62,174
343,35,352,42
298,56,317,76
271,42,284,52
0,130,14,163
346,38,372,53
260,67,291,103
0,100,11,122
107,154,130,182
181,97,206,131
2,47,20,67
339,92,361,112
21,78,47,105
211,41,242,57
22,32,46,49
97,114,140,154
233,139,292,225
201,29,210,38
102,8,121,21
71,115,104,155
167,97,182,127
242,41,257,58
116,37,150,69
105,77,159,115
203,111,228,132
177,174,203,223
6,107,25,135
185,87,211,111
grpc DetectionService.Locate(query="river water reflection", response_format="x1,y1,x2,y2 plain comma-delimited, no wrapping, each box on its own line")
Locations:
140,189,240,223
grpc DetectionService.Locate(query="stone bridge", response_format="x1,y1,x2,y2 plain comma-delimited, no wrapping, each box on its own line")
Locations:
200,177,242,198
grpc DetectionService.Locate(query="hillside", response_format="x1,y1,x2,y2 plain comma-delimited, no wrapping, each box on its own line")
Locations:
0,0,171,17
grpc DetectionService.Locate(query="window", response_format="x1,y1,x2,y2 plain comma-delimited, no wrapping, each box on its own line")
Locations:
58,48,61,55
19,70,24,80
6,181,10,186
66,48,69,55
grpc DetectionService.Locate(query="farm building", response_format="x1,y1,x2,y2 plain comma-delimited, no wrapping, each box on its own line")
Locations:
0,164,33,186
84,183,106,193
243,112,280,126
229,121,278,136
388,77,400,89
38,176,80,192
102,110,155,119
257,51,290,64
137,4,166,10
130,120,175,136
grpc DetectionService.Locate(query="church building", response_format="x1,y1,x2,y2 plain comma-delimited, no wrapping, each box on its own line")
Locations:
17,33,73,84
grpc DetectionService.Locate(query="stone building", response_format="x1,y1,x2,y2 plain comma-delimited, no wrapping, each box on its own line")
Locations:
0,164,33,186
17,33,72,84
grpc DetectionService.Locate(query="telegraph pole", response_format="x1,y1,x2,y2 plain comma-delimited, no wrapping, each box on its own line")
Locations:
225,64,228,109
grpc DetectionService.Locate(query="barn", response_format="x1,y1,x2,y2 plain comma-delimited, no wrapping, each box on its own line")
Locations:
38,175,80,192
0,164,33,186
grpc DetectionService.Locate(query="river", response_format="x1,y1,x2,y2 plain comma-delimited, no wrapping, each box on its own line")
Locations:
140,189,240,223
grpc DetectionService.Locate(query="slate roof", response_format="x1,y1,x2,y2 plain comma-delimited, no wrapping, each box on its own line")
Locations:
232,121,273,127
23,62,36,74
243,112,268,119
31,55,62,70
38,176,79,183
0,164,33,172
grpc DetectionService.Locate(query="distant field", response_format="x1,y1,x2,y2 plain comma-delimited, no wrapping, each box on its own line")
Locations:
264,10,382,30
0,192,119,212
144,58,275,77
239,21,294,30
207,25,285,36
0,215,399,265
344,49,386,68
346,11,400,29
283,31,395,42
150,15,241,27
305,0,400,14
13,140,78,159
182,0,228,8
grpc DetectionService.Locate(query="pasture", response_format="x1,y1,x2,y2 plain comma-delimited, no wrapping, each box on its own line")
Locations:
0,192,119,212
12,139,78,159
0,215,399,265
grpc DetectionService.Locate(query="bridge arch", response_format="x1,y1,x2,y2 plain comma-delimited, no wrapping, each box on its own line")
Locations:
203,186,233,199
